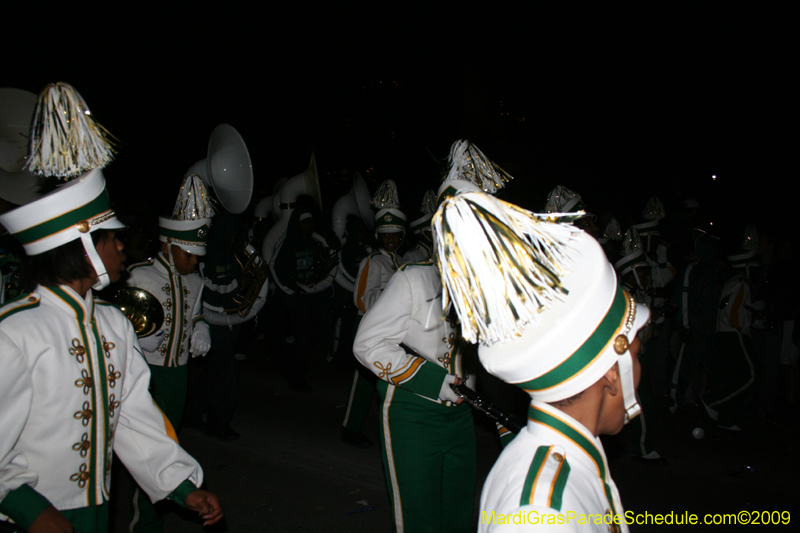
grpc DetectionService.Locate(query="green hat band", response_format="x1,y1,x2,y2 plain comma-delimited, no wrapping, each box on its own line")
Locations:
13,190,113,246
159,224,210,245
517,286,629,392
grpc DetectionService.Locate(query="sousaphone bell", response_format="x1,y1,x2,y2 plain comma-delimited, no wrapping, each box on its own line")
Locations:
185,124,253,214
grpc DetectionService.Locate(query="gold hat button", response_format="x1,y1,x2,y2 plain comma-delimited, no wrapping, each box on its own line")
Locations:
77,220,90,233
614,335,629,354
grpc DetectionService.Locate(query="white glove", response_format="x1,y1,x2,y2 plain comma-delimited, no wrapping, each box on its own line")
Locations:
438,374,462,403
190,322,211,357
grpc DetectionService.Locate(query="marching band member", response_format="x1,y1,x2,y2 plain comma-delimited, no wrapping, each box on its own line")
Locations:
271,206,338,393
125,175,212,531
353,141,510,532
434,165,649,532
342,180,405,448
0,82,221,533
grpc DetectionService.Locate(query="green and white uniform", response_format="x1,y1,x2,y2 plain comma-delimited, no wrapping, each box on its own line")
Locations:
0,286,202,532
479,401,629,533
354,261,475,532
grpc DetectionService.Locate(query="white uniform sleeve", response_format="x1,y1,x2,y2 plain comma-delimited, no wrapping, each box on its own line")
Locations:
112,323,203,502
353,270,449,401
0,330,38,502
354,255,394,314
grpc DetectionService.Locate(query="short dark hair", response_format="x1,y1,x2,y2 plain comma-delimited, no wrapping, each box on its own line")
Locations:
19,230,113,292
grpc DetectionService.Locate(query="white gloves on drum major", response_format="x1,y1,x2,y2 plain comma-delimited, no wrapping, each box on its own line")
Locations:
190,321,211,357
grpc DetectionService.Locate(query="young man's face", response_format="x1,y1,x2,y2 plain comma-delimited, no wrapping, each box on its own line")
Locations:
96,231,126,283
378,231,402,252
163,243,199,275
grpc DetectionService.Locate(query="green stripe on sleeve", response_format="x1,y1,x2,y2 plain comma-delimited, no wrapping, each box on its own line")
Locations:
520,446,551,506
550,458,571,511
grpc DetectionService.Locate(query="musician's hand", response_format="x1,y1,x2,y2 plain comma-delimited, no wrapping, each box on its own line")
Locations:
439,374,463,404
28,506,74,533
453,376,464,405
184,489,223,526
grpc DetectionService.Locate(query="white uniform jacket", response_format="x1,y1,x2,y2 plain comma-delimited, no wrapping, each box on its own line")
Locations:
353,261,470,404
401,241,432,265
0,285,202,517
127,253,206,367
717,273,752,334
479,401,628,532
354,249,402,315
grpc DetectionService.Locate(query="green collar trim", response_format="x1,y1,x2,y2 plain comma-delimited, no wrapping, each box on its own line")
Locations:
529,404,616,516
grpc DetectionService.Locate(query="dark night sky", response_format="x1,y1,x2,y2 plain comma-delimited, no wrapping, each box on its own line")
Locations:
6,5,797,241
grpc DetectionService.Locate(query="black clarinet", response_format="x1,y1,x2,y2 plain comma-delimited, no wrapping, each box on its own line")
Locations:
450,383,524,434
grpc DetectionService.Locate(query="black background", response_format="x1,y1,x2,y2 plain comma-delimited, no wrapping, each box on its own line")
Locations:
6,5,796,242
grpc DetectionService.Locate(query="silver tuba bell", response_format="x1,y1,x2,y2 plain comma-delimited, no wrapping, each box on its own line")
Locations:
185,124,253,215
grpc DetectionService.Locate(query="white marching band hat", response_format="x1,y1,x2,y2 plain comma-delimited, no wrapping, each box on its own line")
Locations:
158,175,214,256
0,169,125,290
614,227,649,278
409,189,436,234
436,140,513,205
433,145,649,422
0,82,121,290
371,179,406,234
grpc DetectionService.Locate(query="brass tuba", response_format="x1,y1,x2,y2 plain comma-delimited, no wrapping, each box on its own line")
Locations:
229,243,270,318
111,287,165,338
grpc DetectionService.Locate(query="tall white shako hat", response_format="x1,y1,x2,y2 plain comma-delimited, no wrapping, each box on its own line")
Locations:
0,83,123,290
614,227,650,279
727,225,760,278
158,174,214,256
408,189,436,234
371,179,406,234
598,217,623,245
434,187,650,422
544,185,595,220
631,196,665,252
436,139,513,204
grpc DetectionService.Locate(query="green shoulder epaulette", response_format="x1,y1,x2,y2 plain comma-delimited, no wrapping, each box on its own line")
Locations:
519,445,571,512
398,259,435,272
0,292,41,324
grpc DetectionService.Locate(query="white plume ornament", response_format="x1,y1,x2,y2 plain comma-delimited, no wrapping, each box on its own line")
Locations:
173,174,215,220
642,196,666,221
621,227,644,257
544,185,580,213
371,179,400,209
433,191,578,345
603,218,623,242
420,189,437,214
25,82,115,179
444,140,512,193
742,225,759,251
